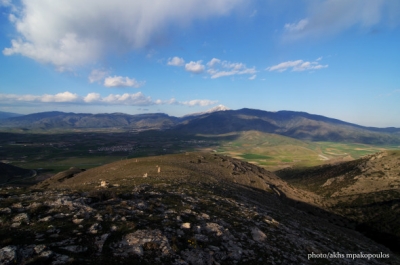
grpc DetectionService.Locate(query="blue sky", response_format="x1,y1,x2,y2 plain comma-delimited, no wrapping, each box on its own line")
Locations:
0,0,399,127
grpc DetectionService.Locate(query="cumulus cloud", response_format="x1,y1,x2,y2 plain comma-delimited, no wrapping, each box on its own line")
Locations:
248,75,256,80
0,91,217,107
185,61,205,74
41,91,80,102
207,58,221,67
173,57,256,78
266,59,328,72
2,0,243,69
206,58,256,79
83,93,101,103
167,56,185,66
283,0,400,40
104,76,145,88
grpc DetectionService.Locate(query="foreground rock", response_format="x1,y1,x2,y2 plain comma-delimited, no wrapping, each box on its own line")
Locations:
1,153,399,264
0,183,398,265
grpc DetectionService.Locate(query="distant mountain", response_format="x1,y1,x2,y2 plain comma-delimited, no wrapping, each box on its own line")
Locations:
0,111,22,119
173,108,400,144
0,111,179,130
1,108,400,144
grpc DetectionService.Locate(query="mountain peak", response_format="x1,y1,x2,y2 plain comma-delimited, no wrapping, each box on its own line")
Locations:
206,104,230,113
184,105,230,117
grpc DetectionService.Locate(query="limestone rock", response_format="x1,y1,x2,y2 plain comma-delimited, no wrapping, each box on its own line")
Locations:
113,229,172,257
251,227,267,242
0,246,17,265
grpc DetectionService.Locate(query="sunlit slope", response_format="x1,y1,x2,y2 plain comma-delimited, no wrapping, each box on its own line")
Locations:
34,152,319,205
174,108,400,145
209,131,386,170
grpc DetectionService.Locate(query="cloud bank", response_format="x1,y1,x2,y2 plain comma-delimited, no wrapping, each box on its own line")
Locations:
2,0,243,69
0,91,217,107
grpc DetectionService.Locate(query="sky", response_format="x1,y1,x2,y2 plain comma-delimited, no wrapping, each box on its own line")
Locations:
0,0,399,127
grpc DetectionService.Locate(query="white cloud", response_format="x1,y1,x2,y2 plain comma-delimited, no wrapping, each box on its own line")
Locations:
185,61,205,74
83,93,101,103
89,69,109,83
181,99,218,106
0,91,79,103
2,0,244,69
207,58,221,67
3,34,101,71
283,0,400,40
284,19,309,32
102,92,153,105
0,91,217,107
206,58,256,79
167,56,185,66
41,91,79,102
104,76,145,88
248,75,256,80
266,59,328,72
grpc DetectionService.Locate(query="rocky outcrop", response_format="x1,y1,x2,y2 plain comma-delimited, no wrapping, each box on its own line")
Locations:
0,180,398,264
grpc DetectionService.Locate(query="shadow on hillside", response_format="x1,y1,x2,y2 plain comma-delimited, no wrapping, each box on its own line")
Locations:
225,181,400,255
264,184,400,255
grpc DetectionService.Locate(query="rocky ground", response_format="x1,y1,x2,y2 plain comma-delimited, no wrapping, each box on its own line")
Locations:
276,150,400,254
1,153,399,264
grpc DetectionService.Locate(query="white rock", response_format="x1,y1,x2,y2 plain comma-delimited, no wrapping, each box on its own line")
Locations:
39,216,54,222
0,246,17,264
12,213,29,223
181,223,191,229
251,227,267,242
72,218,84,224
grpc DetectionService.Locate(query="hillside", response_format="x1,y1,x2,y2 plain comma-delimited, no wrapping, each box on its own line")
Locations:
0,162,35,185
174,108,400,145
276,150,400,253
1,152,398,264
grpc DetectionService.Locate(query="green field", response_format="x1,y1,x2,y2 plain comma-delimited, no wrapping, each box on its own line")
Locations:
1,130,397,176
210,131,394,171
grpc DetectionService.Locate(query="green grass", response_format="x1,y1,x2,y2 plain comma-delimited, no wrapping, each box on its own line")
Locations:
315,142,388,159
2,129,397,175
212,131,395,171
239,153,272,160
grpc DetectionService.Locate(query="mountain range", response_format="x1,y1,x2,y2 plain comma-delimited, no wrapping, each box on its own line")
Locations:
1,108,400,144
0,111,22,120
